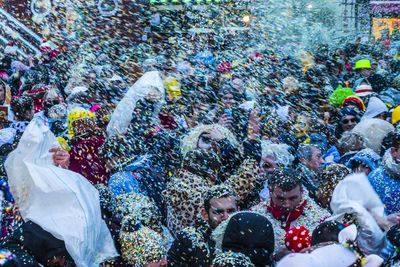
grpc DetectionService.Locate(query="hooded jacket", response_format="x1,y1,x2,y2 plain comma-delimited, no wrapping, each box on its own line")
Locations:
1,221,73,267
368,150,400,215
361,97,388,121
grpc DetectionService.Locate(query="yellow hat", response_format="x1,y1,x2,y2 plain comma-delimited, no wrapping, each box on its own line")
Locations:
67,107,95,138
392,106,400,125
354,59,371,70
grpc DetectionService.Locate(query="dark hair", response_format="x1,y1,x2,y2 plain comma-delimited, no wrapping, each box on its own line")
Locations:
10,96,33,120
311,221,346,246
297,144,319,161
268,168,301,192
381,130,400,155
203,185,237,212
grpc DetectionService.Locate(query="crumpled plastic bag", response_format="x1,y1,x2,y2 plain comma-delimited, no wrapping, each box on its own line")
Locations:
329,172,386,255
107,71,165,137
5,119,118,267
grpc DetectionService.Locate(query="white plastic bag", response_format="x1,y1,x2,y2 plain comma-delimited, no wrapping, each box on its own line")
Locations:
329,173,386,255
5,119,118,267
107,71,165,137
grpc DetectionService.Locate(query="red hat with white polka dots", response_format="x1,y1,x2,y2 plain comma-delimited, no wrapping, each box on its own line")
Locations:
285,226,312,252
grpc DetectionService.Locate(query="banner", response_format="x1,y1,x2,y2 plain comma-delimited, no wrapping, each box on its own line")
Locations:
372,17,400,39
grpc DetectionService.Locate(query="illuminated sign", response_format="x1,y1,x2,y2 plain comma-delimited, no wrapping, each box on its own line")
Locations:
149,0,244,4
372,17,400,39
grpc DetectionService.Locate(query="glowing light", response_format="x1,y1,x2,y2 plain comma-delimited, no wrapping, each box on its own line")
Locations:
242,15,250,23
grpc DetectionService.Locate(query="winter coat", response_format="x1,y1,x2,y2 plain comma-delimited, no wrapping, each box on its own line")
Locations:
69,133,109,185
167,220,215,267
1,221,72,266
164,159,258,236
368,151,400,215
252,194,331,249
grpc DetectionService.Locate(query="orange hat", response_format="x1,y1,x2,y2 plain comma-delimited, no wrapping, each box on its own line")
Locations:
341,95,366,111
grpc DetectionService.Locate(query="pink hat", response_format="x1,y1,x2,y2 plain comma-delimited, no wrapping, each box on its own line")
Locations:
355,84,373,97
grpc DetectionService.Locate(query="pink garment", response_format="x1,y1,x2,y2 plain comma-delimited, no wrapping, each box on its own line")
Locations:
69,134,109,185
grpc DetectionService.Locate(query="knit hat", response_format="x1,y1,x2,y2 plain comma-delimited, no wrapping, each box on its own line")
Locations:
361,97,388,120
354,59,371,70
116,193,162,232
341,95,366,111
213,211,275,267
355,84,373,97
392,105,400,125
285,226,311,252
120,226,167,267
212,251,255,267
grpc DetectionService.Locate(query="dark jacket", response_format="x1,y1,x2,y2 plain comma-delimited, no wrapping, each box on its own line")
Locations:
1,221,73,267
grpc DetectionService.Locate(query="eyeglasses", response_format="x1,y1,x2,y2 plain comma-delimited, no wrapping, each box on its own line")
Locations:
341,118,357,125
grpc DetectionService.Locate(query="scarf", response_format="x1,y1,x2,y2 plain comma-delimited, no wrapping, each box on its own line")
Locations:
267,198,308,231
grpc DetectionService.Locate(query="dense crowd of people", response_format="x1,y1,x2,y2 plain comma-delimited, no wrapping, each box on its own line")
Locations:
0,31,399,267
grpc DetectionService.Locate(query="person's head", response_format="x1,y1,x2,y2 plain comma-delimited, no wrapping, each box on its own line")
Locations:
10,96,34,121
260,142,294,175
120,226,167,267
311,221,346,246
202,185,238,229
297,145,323,171
355,59,372,78
218,86,236,109
212,251,255,267
337,131,365,155
183,149,221,182
339,112,358,132
43,89,65,117
213,212,274,267
181,124,239,156
346,148,381,175
387,131,400,164
316,164,350,208
268,169,303,212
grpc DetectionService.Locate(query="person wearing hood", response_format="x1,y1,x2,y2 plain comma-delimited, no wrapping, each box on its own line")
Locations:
252,169,331,256
346,148,381,175
167,185,238,267
368,130,400,215
361,96,388,121
212,211,275,267
164,139,257,236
